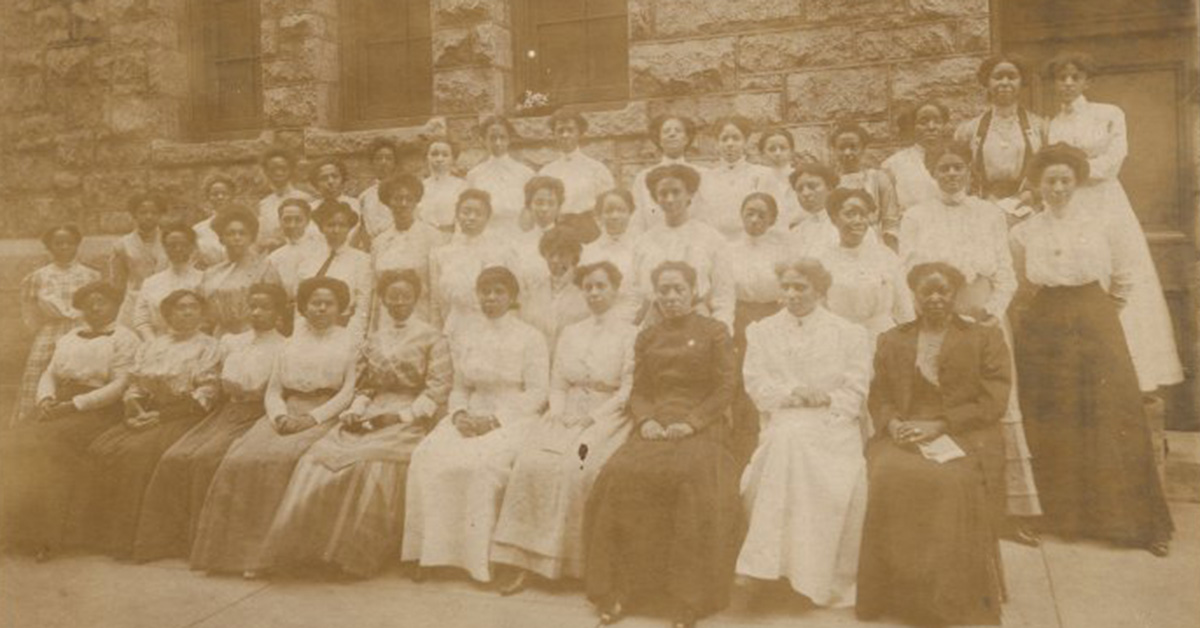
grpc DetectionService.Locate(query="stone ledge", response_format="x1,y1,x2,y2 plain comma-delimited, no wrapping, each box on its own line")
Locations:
150,134,275,167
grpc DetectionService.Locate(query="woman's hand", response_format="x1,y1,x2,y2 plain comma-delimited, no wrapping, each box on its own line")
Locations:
787,387,831,408
639,419,666,441
891,419,947,445
340,411,362,427
37,399,69,421
663,423,695,441
277,414,317,435
125,411,161,431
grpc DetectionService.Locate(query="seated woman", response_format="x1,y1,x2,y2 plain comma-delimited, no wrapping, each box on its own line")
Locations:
584,261,739,628
262,270,453,578
429,189,520,334
134,223,203,341
0,282,137,560
856,262,1009,626
81,289,221,558
132,283,287,562
190,277,359,576
1011,144,1173,556
402,266,549,583
737,258,870,609
371,174,442,326
200,208,272,337
492,261,637,594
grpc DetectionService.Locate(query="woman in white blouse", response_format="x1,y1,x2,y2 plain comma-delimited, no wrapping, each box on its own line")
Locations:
110,193,167,328
698,116,776,240
193,175,238,268
295,200,373,339
830,122,898,235
881,99,948,247
1045,51,1182,393
200,208,272,337
371,174,442,327
519,227,589,349
739,258,871,608
631,115,707,233
466,115,535,237
538,108,613,238
403,266,550,583
492,261,636,593
133,283,287,562
789,161,841,255
356,139,401,245
581,189,641,324
306,158,364,247
418,137,467,236
429,189,520,334
190,277,360,576
135,224,204,341
757,127,803,229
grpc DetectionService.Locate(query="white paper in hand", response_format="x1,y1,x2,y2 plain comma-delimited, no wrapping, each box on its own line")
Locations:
918,435,967,463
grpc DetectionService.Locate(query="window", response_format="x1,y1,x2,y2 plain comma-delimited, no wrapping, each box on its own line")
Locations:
341,0,433,127
188,0,262,136
515,0,630,106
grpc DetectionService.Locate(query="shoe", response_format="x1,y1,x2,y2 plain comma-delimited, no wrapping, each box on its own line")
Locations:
598,599,625,625
498,569,527,596
1147,541,1170,557
34,546,51,563
1006,521,1041,548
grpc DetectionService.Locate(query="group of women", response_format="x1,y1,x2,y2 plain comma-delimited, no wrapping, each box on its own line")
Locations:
1,51,1179,627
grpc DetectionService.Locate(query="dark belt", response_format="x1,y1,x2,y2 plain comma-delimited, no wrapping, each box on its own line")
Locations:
282,387,339,401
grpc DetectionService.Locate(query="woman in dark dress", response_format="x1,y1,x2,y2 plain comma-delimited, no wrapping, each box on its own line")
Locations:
584,261,740,628
0,282,138,560
857,262,1010,626
1010,144,1173,556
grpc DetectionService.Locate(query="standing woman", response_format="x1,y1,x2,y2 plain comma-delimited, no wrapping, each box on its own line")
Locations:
371,174,442,327
520,228,589,349
200,209,271,337
81,289,221,558
403,266,549,583
356,139,401,246
757,127,802,229
262,270,453,578
632,115,707,233
698,116,776,240
539,108,614,236
417,137,467,237
1045,51,1183,392
308,158,363,245
110,193,168,328
256,149,314,251
13,225,101,426
296,200,373,339
193,175,239,267
466,115,535,237
264,199,323,334
738,258,870,609
0,282,137,561
132,284,286,562
829,122,898,234
429,189,520,334
1011,144,1172,556
190,277,359,575
134,224,203,341
584,261,739,628
881,99,948,247
581,189,641,324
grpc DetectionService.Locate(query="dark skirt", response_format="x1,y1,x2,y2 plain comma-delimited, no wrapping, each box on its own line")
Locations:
731,300,782,467
584,430,741,619
856,438,1003,626
81,400,206,558
1015,282,1173,545
0,398,122,551
131,400,265,562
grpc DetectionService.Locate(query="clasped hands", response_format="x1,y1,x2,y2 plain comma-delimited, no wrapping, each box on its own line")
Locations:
37,399,75,422
639,419,694,441
452,411,500,438
887,418,948,446
274,413,318,435
784,385,831,409
339,411,404,434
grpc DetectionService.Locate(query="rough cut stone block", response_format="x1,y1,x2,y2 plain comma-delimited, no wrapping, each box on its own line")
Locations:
807,0,904,23
891,56,985,119
433,0,508,28
630,38,736,98
958,17,991,52
433,68,506,114
305,126,430,157
433,23,512,69
786,67,888,123
909,0,990,18
151,135,270,167
737,27,856,73
647,92,782,128
44,46,93,81
105,96,174,135
738,74,785,91
858,22,957,60
264,84,327,126
629,0,653,40
653,0,803,37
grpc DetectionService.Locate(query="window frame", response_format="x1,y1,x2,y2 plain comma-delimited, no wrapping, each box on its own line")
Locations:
339,0,434,130
185,0,264,140
512,0,631,110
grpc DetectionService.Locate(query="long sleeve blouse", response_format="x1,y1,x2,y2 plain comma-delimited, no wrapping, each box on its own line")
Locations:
548,311,636,425
200,253,272,336
37,325,140,411
1049,95,1127,183
539,149,616,216
346,317,453,422
123,331,221,412
631,219,735,329
418,173,468,232
217,329,285,401
1009,199,1136,302
627,312,735,432
263,321,360,424
296,242,374,339
698,158,777,240
133,266,204,340
466,154,536,236
446,313,549,427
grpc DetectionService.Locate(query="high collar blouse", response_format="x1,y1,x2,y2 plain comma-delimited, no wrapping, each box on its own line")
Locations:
200,253,272,336
881,145,940,224
631,156,709,234
814,238,914,339
538,149,616,216
20,262,101,330
266,234,325,300
419,172,468,232
548,311,637,424
296,242,374,339
955,106,1047,186
727,232,791,304
264,320,360,423
348,317,453,421
466,154,536,236
217,329,285,400
1049,95,1128,182
371,221,441,325
124,331,220,411
133,265,203,339
790,209,840,257
357,181,395,243
447,312,549,428
37,324,140,411
429,231,519,333
631,219,735,328
1009,199,1135,301
698,158,777,240
257,186,316,249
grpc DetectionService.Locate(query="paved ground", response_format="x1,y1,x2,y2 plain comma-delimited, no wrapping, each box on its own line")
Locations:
1,502,1196,628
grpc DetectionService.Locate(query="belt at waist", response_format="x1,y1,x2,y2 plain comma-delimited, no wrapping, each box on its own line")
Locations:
283,387,339,400
55,381,101,402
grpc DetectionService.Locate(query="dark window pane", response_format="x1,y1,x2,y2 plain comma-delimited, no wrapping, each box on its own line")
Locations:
214,0,254,58
343,0,433,124
195,0,260,134
533,0,586,23
519,0,628,104
214,60,257,121
536,21,588,93
587,15,628,90
587,0,626,18
362,41,405,113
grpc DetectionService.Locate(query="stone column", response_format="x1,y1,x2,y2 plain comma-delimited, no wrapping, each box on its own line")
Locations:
260,0,340,130
430,0,513,116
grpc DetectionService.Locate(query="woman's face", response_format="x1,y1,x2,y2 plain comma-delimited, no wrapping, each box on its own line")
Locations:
80,293,119,330
371,147,397,180
658,118,689,158
933,152,970,195
247,293,279,332
988,61,1022,106
477,281,514,319
219,219,252,258
717,123,747,163
303,288,341,329
207,182,233,212
779,268,821,318
163,232,195,265
427,141,454,175
599,194,633,237
485,123,510,157
914,105,947,148
456,198,490,236
529,188,560,229
46,231,79,265
1039,163,1079,209
740,197,775,238
581,269,617,315
653,177,692,225
314,164,344,199
553,119,581,153
319,212,354,249
167,295,204,334
263,156,292,189
793,173,830,212
833,132,864,172
387,186,418,231
382,280,418,324
654,270,694,319
914,272,957,323
545,248,577,280
279,205,310,241
132,201,162,233
762,134,793,169
831,196,872,247
1054,62,1089,105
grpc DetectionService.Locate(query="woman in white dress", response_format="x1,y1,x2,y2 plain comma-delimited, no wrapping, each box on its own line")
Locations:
371,174,442,327
739,258,871,608
429,189,520,334
757,127,803,229
631,115,707,233
699,116,776,240
418,137,467,237
1045,51,1183,392
466,115,535,237
492,261,636,592
538,108,612,240
881,99,948,248
110,193,167,327
581,189,641,324
403,266,550,583
356,139,401,245
899,141,1042,544
134,224,203,341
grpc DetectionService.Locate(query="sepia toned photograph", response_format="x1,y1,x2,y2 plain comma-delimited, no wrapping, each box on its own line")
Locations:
0,0,1197,627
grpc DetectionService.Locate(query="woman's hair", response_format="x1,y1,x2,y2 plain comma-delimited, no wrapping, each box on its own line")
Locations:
160,288,205,320
379,174,425,205
456,188,493,215
828,120,871,147
538,226,583,264
426,136,459,158
773,257,833,296
126,193,167,215
1043,51,1098,79
977,53,1031,87
826,187,877,219
524,175,566,207
645,164,701,196
574,260,624,290
260,148,297,168
896,99,950,140
741,192,779,224
651,260,697,290
923,140,974,173
72,281,123,311
476,265,521,302
40,224,83,248
789,160,839,190
367,138,399,160
1028,143,1091,182
211,206,260,240
592,188,635,215
757,127,795,153
297,276,351,312
907,261,967,293
248,282,289,314
160,222,197,245
549,107,589,134
203,174,236,196
713,115,753,139
648,114,697,150
377,268,423,300
311,200,360,228
478,114,517,140
277,197,313,218
307,157,348,187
